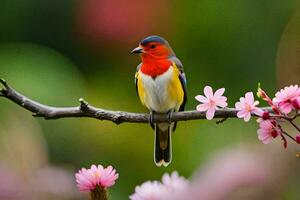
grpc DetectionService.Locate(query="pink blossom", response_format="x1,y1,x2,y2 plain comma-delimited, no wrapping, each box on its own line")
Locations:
161,171,189,199
129,181,166,200
130,172,189,200
161,171,188,192
100,165,119,187
165,148,274,200
235,92,263,122
257,119,279,144
75,166,100,191
273,85,300,114
195,86,228,120
75,164,118,192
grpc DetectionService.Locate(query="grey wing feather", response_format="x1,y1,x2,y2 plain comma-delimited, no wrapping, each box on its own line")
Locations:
136,63,142,72
169,56,187,83
169,56,184,72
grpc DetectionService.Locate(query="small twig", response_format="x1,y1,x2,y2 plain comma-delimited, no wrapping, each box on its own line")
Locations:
282,131,297,143
270,114,295,121
290,111,299,120
0,78,8,88
278,124,297,143
286,119,300,133
216,117,228,124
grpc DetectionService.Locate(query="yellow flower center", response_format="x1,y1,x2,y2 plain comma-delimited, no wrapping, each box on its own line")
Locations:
93,171,101,179
208,99,215,106
245,104,252,112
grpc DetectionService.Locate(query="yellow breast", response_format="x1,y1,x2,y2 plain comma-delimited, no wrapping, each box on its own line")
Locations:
137,64,184,113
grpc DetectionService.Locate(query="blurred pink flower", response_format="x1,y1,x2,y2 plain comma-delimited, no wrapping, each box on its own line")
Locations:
0,164,21,199
257,119,279,144
75,0,171,44
273,85,300,114
75,164,118,192
165,147,275,200
130,172,189,200
235,92,263,122
195,86,227,120
161,171,189,199
0,116,81,200
161,171,188,192
129,181,166,200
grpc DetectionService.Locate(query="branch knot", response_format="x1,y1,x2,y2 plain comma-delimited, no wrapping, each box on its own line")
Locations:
79,98,89,111
0,79,8,96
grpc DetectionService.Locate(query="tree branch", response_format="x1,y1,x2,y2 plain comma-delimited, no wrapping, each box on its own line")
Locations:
0,79,272,124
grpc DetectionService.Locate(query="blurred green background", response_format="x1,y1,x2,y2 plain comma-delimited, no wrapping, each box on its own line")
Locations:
0,0,299,199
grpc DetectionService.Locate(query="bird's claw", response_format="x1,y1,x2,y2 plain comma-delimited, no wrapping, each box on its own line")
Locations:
149,111,155,129
149,111,154,124
167,110,173,124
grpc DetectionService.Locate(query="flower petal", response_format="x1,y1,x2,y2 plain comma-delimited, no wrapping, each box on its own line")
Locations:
253,108,263,116
204,86,214,98
215,96,227,107
279,103,292,114
197,104,209,112
245,92,254,104
214,88,225,97
244,112,251,122
235,102,243,109
195,95,208,103
237,110,247,118
206,107,216,120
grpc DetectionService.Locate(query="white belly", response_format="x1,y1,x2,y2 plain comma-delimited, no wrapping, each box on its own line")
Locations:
140,67,177,113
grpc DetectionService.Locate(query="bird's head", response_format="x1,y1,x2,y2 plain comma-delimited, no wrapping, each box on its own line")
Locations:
131,35,174,60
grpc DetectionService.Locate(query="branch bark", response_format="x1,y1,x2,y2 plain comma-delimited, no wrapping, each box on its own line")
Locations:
0,79,271,124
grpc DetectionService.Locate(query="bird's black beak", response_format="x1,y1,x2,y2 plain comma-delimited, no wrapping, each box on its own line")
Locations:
131,46,144,54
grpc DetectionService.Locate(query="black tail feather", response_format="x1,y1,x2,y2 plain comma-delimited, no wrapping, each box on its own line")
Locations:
154,124,172,167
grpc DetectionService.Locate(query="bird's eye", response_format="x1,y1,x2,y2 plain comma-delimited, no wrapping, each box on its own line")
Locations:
150,44,156,49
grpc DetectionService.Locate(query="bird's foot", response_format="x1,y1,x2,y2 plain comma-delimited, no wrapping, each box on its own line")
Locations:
167,110,174,124
149,111,155,129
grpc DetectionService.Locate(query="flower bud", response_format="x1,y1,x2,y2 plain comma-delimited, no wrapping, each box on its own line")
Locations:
257,84,277,111
271,130,278,138
292,99,300,110
281,134,288,148
270,120,277,126
257,87,267,99
296,134,300,144
262,111,270,120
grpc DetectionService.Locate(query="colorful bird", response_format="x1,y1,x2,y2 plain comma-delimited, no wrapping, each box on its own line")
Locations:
132,35,187,167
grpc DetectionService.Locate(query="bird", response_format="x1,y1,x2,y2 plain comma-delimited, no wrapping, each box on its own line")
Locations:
131,35,187,167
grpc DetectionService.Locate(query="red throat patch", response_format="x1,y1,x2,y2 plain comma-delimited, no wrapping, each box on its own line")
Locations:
140,59,172,78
